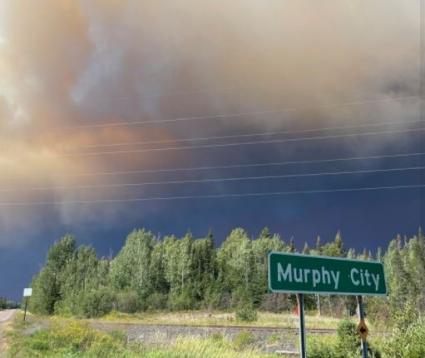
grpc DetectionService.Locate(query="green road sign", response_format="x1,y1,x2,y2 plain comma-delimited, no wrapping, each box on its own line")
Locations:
268,252,386,296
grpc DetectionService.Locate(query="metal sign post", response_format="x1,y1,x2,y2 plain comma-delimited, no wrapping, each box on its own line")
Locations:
296,293,307,358
357,295,368,358
23,297,29,322
268,252,387,358
23,288,32,322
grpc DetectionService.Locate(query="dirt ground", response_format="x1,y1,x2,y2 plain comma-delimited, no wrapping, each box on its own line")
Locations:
0,310,17,355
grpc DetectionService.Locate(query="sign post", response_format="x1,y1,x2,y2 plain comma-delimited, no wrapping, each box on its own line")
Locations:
23,288,32,322
296,293,306,358
268,252,386,358
356,295,368,358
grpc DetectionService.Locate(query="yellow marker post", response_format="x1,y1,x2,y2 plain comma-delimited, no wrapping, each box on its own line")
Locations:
357,318,369,341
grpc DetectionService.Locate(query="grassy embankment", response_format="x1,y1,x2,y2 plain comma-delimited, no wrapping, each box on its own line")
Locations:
6,313,281,358
5,311,389,358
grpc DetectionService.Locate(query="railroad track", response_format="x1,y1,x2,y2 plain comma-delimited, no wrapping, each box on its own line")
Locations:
91,321,333,334
89,320,389,336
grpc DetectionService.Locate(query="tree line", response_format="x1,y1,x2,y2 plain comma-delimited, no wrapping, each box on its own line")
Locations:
28,227,425,322
0,297,19,310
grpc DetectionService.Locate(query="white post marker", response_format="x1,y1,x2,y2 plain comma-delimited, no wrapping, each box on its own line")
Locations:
23,288,32,321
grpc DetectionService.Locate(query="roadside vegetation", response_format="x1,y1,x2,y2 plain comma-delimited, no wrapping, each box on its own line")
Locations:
6,316,278,358
7,313,425,358
9,226,425,356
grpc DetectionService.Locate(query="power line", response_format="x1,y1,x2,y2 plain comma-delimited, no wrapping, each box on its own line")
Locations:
1,166,423,193
74,119,423,150
60,126,425,158
0,183,423,207
3,152,423,182
42,152,425,178
61,95,418,130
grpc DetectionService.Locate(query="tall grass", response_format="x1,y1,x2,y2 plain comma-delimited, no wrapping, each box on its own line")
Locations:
6,318,278,358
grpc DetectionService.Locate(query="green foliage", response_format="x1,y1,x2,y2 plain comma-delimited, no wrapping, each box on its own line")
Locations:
28,236,112,318
115,290,140,313
335,319,358,356
384,230,425,321
78,288,114,318
236,302,258,322
168,287,196,310
8,320,136,357
8,319,275,358
217,228,254,297
308,320,383,358
210,332,224,342
308,335,338,358
31,235,76,315
321,231,345,257
384,316,425,358
233,331,256,350
26,226,425,329
110,229,156,298
29,267,58,315
0,297,19,309
145,292,168,310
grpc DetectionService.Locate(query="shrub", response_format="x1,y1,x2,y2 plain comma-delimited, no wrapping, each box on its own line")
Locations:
146,292,168,310
233,331,256,351
307,319,381,358
9,319,132,357
204,284,221,310
235,302,257,322
79,288,114,318
116,290,140,313
168,289,195,310
336,319,358,355
27,330,50,352
308,336,338,358
49,320,96,351
85,333,125,357
385,316,425,358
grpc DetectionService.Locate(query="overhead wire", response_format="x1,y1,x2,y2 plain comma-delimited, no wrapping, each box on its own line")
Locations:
1,165,423,193
2,151,423,183
0,184,424,207
59,126,425,157
15,152,425,180
74,118,423,150
58,95,419,130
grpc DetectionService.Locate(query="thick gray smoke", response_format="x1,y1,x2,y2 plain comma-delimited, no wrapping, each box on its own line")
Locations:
0,0,421,247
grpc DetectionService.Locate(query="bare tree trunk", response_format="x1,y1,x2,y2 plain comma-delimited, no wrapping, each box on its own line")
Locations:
316,294,322,316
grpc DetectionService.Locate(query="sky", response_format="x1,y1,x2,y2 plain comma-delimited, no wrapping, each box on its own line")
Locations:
0,0,424,300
